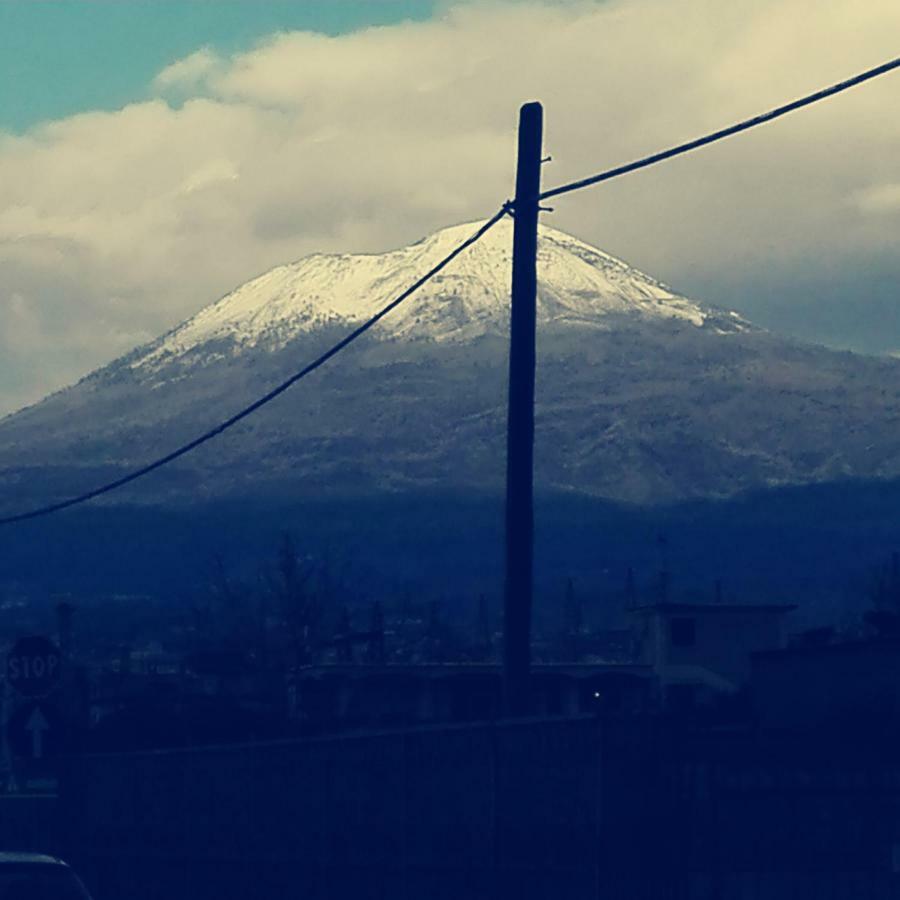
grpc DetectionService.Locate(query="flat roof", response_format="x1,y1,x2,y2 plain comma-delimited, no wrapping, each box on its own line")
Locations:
631,602,797,615
293,663,652,679
755,636,900,660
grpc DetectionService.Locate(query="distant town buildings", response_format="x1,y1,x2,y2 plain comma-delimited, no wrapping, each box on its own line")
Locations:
11,564,900,750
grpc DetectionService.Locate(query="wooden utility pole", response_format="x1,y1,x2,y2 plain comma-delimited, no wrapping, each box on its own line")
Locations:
503,101,543,717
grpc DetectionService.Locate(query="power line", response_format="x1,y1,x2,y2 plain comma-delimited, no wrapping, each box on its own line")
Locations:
539,55,900,202
0,208,510,525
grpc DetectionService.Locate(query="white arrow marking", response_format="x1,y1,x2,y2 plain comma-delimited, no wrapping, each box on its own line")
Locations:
25,707,49,760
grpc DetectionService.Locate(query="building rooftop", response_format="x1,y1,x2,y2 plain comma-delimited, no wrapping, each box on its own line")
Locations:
754,635,900,660
630,602,797,615
293,662,652,679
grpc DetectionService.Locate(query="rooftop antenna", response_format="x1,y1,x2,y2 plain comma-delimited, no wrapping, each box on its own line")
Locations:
657,532,669,603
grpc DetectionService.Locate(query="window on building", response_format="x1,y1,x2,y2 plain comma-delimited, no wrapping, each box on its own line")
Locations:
670,617,696,647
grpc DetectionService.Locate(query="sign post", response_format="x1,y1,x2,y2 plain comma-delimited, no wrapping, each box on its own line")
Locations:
4,636,63,794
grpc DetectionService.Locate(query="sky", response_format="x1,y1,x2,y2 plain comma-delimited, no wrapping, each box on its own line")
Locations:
0,0,899,417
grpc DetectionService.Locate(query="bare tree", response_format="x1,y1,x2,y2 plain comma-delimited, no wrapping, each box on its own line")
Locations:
270,532,327,666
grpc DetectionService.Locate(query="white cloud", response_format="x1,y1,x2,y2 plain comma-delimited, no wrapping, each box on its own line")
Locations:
853,183,900,216
2,0,900,415
153,47,222,92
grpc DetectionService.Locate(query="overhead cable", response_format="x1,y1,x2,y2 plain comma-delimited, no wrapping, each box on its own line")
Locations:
538,56,900,202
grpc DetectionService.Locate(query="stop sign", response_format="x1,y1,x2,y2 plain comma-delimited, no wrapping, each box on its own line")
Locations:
6,636,61,698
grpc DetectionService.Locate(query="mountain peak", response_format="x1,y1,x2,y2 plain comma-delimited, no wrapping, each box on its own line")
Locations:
130,218,743,373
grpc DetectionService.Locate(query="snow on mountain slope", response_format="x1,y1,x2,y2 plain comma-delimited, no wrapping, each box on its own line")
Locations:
5,215,900,519
132,218,747,372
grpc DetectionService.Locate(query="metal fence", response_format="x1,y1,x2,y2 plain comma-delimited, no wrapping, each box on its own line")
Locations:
51,717,900,900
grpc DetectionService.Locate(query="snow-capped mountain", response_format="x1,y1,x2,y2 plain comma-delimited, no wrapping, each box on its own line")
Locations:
130,219,746,373
2,218,900,516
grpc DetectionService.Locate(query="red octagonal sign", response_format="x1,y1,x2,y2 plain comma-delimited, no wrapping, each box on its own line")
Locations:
6,636,61,698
